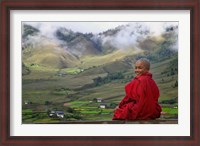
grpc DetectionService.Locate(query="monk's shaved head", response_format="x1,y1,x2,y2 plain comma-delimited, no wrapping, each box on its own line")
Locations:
136,58,150,70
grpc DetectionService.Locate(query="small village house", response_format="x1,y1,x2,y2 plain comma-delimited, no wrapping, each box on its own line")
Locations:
49,110,65,118
24,100,31,105
96,98,103,103
99,103,107,109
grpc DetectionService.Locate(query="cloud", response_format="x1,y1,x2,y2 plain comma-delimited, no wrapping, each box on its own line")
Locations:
23,21,178,37
23,22,130,35
23,21,178,51
100,23,150,50
99,22,178,50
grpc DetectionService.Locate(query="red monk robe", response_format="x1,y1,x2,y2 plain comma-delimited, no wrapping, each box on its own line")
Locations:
112,72,161,120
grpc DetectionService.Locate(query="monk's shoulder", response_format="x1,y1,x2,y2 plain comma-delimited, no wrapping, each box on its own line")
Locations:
137,75,150,82
125,78,139,88
138,76,156,87
140,76,159,88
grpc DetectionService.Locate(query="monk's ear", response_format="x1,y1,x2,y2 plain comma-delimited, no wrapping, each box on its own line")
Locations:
145,67,150,72
143,65,148,70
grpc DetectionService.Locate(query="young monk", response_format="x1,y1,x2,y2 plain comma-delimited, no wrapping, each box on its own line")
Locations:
112,58,162,120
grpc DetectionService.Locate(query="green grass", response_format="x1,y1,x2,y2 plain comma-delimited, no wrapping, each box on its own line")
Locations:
26,64,58,72
69,101,90,105
22,109,48,123
162,107,178,115
22,109,33,113
79,48,141,68
59,68,82,74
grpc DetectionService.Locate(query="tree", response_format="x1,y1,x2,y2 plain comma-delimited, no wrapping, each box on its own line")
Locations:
44,101,51,105
174,80,178,87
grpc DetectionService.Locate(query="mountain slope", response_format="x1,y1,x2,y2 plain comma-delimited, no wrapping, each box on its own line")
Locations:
22,23,178,69
55,27,102,58
22,36,80,68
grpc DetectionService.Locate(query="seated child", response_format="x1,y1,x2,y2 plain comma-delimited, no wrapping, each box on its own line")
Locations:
113,58,162,120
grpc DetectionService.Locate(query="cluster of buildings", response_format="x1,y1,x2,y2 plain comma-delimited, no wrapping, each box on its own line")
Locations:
24,97,108,119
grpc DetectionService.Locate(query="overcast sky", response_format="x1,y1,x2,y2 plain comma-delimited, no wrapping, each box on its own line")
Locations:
23,21,178,34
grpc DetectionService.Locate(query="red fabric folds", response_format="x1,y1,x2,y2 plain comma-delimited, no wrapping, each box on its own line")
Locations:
112,72,161,120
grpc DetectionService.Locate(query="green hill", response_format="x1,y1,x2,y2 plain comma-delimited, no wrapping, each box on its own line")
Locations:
22,37,80,69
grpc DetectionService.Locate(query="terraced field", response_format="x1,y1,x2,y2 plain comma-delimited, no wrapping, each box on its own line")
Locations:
22,56,178,123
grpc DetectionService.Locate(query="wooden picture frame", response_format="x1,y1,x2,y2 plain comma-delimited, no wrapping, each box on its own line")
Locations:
0,0,199,145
